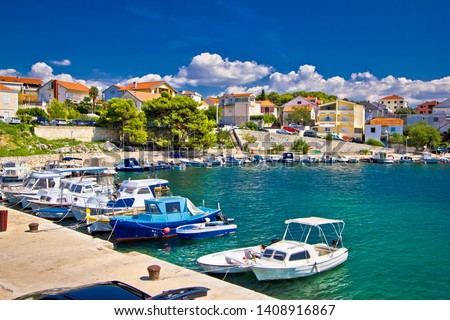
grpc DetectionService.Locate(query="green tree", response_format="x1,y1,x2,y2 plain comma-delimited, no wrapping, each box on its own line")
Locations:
267,92,280,105
279,93,294,105
16,107,48,118
407,121,441,149
241,133,257,151
389,132,405,145
292,138,310,154
98,98,147,144
47,99,68,119
256,89,266,101
286,107,312,125
395,108,416,115
143,95,216,150
89,86,99,114
203,105,222,122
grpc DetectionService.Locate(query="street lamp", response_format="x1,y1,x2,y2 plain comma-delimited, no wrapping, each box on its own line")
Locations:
405,136,409,154
71,130,74,154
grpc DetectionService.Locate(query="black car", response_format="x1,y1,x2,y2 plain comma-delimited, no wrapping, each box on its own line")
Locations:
32,116,50,126
14,280,209,300
350,137,364,144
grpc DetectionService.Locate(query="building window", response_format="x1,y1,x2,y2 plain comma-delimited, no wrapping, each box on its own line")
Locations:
2,95,10,104
434,118,439,122
354,128,363,133
371,127,376,133
325,128,332,132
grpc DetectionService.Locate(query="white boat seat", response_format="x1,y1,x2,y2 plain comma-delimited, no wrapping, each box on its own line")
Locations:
224,256,242,265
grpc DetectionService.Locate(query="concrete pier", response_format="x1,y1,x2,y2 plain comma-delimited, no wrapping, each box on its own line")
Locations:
0,205,273,300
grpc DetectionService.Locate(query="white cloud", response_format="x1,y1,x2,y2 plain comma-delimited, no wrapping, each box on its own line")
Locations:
119,74,163,86
169,52,273,87
261,65,450,106
0,68,18,76
50,59,72,66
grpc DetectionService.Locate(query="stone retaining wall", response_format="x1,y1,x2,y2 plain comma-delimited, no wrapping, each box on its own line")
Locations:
34,126,119,142
235,129,394,154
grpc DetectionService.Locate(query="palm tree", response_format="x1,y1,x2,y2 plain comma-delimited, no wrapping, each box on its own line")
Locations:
89,86,99,114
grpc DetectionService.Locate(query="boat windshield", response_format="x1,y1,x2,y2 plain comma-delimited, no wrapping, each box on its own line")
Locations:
186,198,204,215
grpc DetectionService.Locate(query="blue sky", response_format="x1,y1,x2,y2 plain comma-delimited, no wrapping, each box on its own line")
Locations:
2,0,450,105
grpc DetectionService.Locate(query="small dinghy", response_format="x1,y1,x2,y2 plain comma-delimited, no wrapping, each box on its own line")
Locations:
176,219,237,240
34,207,73,220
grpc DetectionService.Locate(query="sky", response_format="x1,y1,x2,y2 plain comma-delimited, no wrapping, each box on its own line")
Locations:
1,0,450,106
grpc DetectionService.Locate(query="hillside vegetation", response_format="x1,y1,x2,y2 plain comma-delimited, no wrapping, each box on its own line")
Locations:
0,123,102,157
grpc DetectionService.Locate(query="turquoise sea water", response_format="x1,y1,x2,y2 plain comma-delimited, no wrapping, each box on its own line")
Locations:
114,163,450,300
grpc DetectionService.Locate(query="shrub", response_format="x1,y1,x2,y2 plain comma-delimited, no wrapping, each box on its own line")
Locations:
366,138,385,147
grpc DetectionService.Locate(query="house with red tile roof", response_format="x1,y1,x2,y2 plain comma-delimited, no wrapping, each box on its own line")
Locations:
38,80,90,103
365,117,404,144
177,90,202,103
120,90,161,111
0,84,19,118
280,96,319,126
417,100,440,114
257,100,278,118
102,81,177,101
0,76,43,104
379,94,409,112
219,92,260,126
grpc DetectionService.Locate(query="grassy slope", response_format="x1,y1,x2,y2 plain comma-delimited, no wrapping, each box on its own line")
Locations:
0,123,94,157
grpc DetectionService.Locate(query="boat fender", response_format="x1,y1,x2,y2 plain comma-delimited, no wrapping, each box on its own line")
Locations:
388,155,394,159
163,227,170,234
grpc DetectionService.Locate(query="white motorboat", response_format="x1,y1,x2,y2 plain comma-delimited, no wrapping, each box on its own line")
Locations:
250,217,348,281
70,178,170,222
1,171,64,205
196,244,266,274
0,161,30,183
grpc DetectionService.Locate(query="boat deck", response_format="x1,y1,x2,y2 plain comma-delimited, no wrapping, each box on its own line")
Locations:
0,205,273,300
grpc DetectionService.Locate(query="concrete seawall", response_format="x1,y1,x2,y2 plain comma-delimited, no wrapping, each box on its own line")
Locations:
0,206,273,300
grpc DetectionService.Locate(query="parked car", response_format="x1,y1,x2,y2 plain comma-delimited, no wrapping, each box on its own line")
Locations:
50,118,68,126
276,129,293,135
5,116,21,124
303,130,319,138
0,116,6,123
14,280,210,300
283,126,299,133
32,116,50,126
70,119,87,126
350,137,364,144
329,133,344,141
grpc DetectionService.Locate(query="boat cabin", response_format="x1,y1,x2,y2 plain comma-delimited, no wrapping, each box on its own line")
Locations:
143,196,205,218
118,179,170,198
22,172,63,190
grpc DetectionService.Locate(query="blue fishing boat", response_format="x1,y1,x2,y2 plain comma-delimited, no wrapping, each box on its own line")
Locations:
115,158,144,172
176,220,237,240
109,196,222,242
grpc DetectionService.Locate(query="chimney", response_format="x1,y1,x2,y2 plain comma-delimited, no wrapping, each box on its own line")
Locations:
133,81,137,89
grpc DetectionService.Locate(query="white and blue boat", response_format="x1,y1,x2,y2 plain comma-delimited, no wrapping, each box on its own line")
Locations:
109,196,222,242
0,161,30,183
115,158,144,172
70,178,170,221
176,219,237,240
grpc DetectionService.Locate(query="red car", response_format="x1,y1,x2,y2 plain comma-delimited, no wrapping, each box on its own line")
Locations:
282,126,299,133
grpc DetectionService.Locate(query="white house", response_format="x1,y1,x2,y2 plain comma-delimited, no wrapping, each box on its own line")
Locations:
365,118,404,145
103,81,177,101
38,80,90,103
0,84,19,118
379,94,409,112
120,90,161,111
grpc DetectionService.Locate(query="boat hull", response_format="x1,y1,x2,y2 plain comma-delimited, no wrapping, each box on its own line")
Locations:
109,209,221,242
197,245,264,274
251,249,348,281
176,223,237,240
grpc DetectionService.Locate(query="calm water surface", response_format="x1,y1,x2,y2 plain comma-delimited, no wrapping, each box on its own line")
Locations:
114,163,450,300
